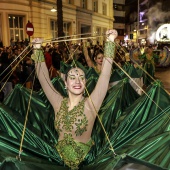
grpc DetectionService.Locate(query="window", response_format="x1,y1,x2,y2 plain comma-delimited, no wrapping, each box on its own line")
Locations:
68,0,74,4
162,0,170,11
96,27,101,44
50,20,57,39
96,27,101,35
102,3,107,15
139,29,147,35
139,12,145,22
113,4,124,11
8,15,24,41
93,0,98,12
81,0,87,9
50,20,71,38
103,28,107,35
63,22,71,36
117,29,124,36
114,16,125,23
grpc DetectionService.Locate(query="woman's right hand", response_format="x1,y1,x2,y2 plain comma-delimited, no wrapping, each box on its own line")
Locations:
106,29,118,42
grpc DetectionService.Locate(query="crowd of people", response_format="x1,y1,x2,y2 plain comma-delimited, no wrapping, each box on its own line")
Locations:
0,36,161,102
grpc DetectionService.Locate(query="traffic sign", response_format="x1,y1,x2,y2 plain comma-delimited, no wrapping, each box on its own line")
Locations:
26,21,34,36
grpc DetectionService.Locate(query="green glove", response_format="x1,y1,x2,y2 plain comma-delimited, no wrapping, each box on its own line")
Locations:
104,29,118,59
104,41,116,59
31,38,44,62
31,49,45,62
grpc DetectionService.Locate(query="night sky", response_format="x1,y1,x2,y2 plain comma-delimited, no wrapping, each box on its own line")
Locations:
125,0,138,23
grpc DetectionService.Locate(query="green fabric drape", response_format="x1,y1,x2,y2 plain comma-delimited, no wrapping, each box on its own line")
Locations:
0,75,170,169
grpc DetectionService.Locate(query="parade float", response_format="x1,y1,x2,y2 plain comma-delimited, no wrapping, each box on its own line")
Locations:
155,23,170,67
130,23,170,67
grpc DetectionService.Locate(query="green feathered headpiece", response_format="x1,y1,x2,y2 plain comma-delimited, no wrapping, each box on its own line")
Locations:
60,61,98,79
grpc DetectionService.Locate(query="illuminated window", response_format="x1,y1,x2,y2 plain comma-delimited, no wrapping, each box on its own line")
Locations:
8,15,24,41
139,12,144,22
93,0,98,12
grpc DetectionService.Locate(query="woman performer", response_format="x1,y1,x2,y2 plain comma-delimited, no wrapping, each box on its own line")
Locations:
139,46,159,87
83,42,104,74
31,29,117,170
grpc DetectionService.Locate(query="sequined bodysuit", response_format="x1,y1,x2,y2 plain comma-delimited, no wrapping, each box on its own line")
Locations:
54,98,94,170
94,65,101,74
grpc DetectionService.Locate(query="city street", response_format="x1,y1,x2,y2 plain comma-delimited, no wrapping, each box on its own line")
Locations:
155,66,170,93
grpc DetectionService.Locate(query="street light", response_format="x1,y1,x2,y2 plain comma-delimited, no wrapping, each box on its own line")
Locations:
51,7,57,12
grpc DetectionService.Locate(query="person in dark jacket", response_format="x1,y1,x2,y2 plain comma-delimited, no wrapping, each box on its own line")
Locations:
0,52,13,100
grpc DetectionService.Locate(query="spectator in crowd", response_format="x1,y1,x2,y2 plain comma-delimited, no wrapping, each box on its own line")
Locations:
0,52,13,100
0,39,3,48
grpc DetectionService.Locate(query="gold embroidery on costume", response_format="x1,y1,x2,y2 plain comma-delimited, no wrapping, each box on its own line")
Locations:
56,134,94,170
94,65,101,74
54,98,93,170
55,98,88,136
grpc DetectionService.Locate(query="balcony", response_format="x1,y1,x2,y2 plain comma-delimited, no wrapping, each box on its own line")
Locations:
114,10,125,17
114,0,125,5
114,23,125,29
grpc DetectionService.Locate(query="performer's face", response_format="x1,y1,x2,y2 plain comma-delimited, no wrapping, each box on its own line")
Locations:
95,53,103,65
141,39,146,46
65,68,86,95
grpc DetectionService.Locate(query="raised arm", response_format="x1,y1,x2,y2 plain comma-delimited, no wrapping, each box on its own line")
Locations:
83,42,94,67
31,38,63,112
87,30,117,112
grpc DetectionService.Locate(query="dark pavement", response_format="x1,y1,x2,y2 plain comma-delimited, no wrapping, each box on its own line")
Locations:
155,66,170,93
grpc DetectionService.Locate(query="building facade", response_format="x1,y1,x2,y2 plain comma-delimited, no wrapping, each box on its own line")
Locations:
124,0,138,43
125,0,170,44
137,0,149,41
113,0,125,41
0,0,114,46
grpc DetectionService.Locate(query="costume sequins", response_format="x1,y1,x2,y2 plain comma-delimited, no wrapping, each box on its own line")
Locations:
55,98,88,136
56,134,93,170
54,98,92,169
